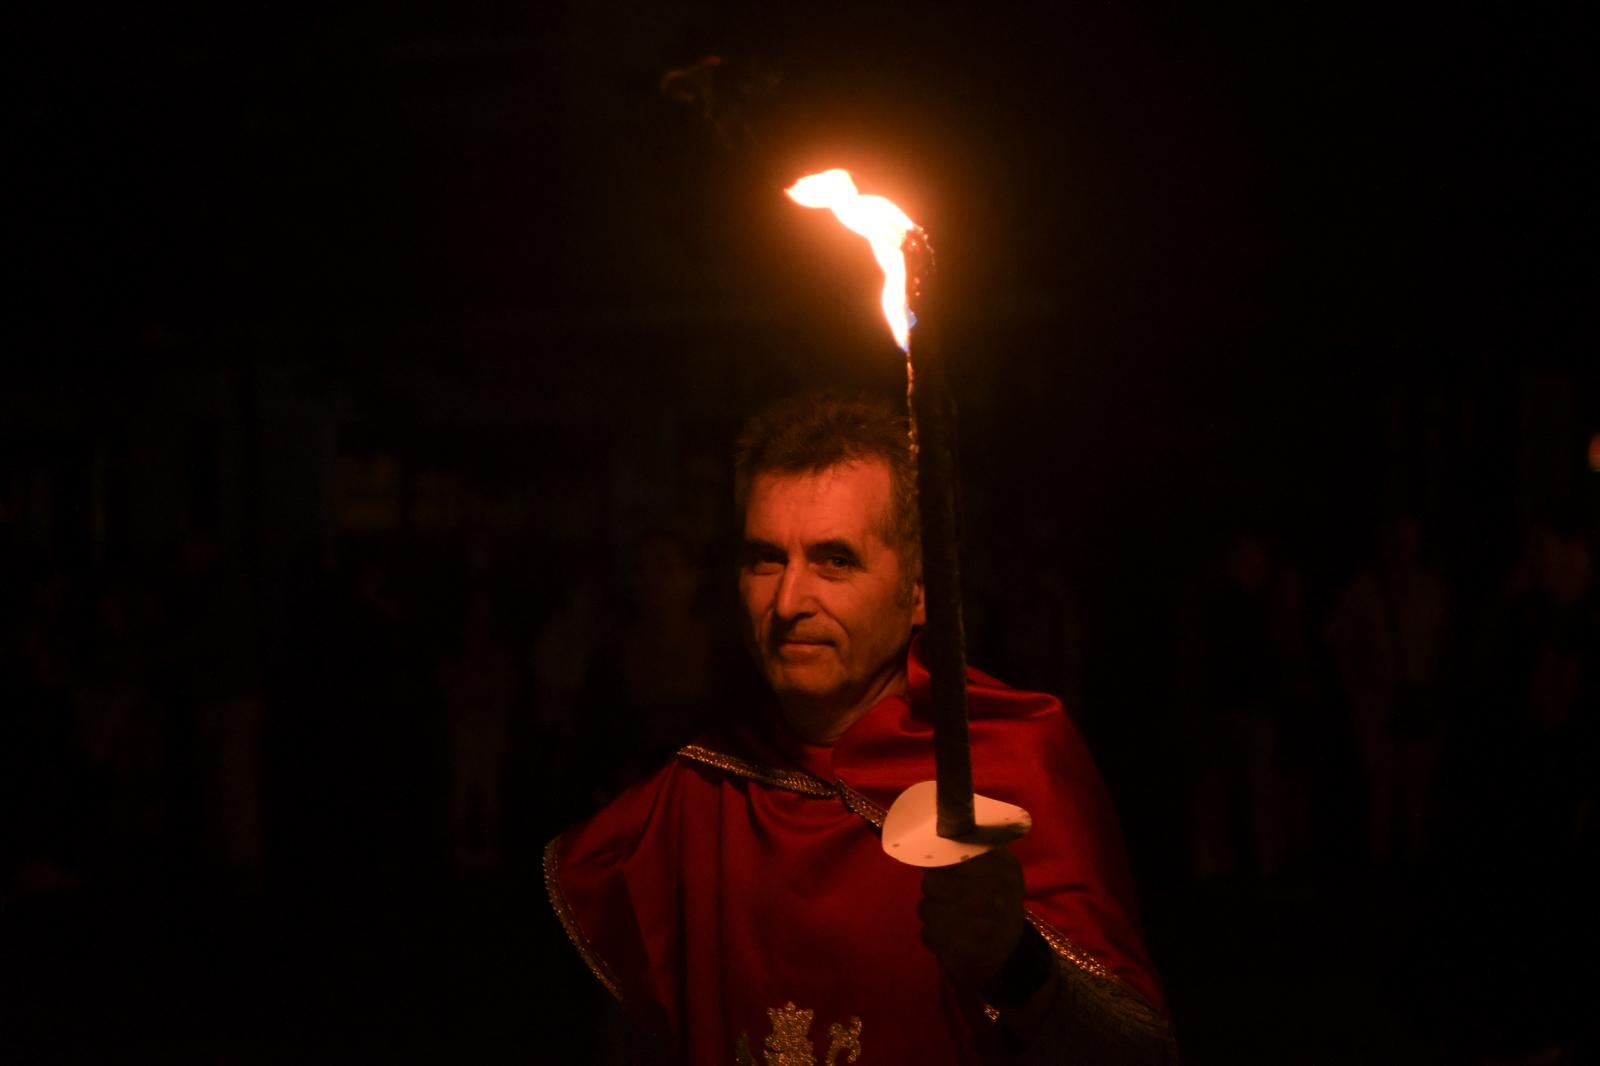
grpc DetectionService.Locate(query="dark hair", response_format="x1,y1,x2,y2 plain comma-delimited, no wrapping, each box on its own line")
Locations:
733,391,920,560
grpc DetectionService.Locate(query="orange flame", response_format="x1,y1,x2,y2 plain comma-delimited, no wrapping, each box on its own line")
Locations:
786,169,918,352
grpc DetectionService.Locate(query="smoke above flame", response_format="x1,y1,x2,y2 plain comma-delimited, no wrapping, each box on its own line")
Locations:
785,169,918,352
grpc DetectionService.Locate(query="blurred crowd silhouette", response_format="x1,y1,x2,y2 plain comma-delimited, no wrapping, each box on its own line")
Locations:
3,393,1595,1064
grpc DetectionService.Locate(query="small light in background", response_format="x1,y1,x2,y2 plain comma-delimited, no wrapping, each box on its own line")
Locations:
1590,433,1600,473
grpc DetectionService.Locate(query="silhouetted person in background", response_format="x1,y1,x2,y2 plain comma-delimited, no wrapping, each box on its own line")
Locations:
1326,512,1451,870
70,569,165,882
581,527,716,796
1442,504,1598,1064
2,562,87,897
304,549,426,883
440,585,518,872
974,518,1088,716
1177,529,1312,881
529,557,605,829
161,529,264,888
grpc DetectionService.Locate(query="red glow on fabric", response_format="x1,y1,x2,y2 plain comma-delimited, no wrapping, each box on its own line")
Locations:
551,640,1165,1062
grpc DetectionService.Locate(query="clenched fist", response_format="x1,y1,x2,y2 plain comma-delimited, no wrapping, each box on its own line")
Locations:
917,845,1027,990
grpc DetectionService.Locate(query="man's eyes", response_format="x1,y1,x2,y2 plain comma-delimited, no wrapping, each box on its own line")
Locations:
745,551,784,574
742,546,860,575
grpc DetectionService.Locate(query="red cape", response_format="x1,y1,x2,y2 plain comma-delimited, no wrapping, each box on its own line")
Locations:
547,644,1166,1063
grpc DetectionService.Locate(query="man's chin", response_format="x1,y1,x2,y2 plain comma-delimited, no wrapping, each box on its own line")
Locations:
766,663,844,702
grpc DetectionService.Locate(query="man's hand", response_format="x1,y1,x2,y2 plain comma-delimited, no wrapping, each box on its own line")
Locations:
917,845,1027,989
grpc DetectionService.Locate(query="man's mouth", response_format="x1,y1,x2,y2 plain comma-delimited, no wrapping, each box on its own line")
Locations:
774,635,832,656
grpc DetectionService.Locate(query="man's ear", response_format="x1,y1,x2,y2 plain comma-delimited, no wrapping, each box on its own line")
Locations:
911,574,926,627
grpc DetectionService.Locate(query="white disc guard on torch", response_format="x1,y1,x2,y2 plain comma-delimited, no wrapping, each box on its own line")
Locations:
881,780,1032,868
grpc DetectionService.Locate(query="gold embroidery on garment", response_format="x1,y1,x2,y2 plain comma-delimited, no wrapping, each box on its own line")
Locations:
824,1016,863,1064
765,1002,817,1065
735,1002,864,1066
542,838,622,1001
676,744,837,798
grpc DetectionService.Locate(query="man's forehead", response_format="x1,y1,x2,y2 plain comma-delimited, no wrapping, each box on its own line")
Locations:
744,460,894,538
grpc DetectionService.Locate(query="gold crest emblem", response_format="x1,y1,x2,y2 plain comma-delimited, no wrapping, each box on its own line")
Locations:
734,1002,862,1065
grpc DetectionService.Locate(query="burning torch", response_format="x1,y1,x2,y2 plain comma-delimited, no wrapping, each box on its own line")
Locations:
785,169,1030,866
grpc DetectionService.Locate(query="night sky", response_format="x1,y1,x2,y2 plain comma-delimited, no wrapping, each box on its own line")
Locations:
13,2,1595,532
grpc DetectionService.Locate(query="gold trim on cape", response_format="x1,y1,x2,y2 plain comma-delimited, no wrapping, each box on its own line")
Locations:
676,743,837,797
1027,913,1173,1042
543,838,622,1001
1026,912,1116,982
673,744,887,828
836,780,887,828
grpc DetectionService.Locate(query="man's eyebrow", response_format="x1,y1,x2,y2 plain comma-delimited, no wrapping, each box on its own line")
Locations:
740,538,783,558
808,539,862,561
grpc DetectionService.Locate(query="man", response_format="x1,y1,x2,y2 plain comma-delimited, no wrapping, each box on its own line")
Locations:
546,394,1176,1063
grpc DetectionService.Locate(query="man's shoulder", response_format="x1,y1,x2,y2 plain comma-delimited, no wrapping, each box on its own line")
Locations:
903,643,1071,729
941,662,1084,770
970,669,1108,798
964,664,1070,721
556,747,706,852
555,729,823,857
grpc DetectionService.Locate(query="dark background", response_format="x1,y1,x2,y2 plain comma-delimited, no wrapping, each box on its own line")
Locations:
4,1,1596,1063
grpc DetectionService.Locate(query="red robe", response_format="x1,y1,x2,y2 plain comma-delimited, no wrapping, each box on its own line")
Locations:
546,644,1167,1063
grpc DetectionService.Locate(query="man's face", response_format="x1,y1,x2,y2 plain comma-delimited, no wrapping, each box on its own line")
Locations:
739,459,925,735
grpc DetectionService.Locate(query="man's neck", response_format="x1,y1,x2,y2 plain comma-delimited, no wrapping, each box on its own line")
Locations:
778,666,908,745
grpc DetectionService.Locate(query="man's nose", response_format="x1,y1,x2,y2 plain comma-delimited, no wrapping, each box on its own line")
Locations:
773,562,816,620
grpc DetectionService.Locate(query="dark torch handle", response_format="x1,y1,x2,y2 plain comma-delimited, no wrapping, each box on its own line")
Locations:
906,231,976,840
